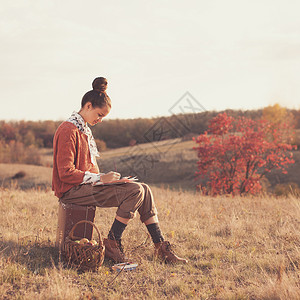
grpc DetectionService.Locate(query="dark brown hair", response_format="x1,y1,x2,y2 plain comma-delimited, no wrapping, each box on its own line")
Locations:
81,90,111,109
92,77,108,92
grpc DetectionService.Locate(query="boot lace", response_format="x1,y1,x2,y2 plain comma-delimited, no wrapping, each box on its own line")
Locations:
164,241,175,254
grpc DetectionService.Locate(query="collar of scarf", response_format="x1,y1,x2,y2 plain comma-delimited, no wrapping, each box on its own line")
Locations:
66,111,100,166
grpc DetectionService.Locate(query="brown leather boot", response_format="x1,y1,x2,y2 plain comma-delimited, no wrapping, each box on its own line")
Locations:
154,241,188,264
103,238,126,263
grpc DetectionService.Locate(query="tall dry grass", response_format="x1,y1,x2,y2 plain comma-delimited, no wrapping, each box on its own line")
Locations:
0,186,300,299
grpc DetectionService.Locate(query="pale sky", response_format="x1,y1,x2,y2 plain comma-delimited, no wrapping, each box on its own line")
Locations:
0,0,299,121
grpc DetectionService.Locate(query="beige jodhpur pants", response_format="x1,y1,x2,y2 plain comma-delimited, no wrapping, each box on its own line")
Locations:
60,182,157,223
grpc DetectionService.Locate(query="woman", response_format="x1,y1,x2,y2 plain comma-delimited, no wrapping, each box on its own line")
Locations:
52,84,187,264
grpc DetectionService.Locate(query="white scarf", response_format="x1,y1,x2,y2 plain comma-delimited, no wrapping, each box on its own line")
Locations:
66,111,100,166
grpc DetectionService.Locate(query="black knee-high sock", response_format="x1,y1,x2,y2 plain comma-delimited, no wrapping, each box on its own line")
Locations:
146,223,164,244
108,219,127,241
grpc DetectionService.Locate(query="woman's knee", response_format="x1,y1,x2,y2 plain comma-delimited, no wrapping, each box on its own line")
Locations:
117,183,145,218
124,182,145,202
131,182,145,195
139,182,150,191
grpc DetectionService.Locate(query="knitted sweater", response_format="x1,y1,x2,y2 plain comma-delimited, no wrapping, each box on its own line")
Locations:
52,121,99,198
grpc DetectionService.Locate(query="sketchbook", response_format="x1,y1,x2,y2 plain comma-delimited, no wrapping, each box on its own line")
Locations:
112,262,138,272
93,176,138,186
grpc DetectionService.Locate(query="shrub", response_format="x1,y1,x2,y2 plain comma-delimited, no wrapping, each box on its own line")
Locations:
274,182,300,197
95,139,107,152
0,141,41,165
194,113,296,196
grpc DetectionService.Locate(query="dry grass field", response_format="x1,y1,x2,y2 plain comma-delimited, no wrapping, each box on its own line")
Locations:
0,184,300,299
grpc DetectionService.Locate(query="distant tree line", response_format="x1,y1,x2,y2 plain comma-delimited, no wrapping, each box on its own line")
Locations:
0,120,62,165
88,107,300,149
0,120,61,148
0,107,299,157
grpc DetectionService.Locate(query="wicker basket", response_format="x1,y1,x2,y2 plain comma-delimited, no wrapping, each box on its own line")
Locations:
64,220,105,272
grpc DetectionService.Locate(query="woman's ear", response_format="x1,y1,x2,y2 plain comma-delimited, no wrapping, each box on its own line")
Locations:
85,101,92,110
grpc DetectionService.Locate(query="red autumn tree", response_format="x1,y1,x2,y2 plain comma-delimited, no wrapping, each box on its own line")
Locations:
193,112,296,196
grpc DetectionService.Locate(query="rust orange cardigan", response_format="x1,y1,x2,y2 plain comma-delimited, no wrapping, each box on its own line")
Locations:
52,121,99,198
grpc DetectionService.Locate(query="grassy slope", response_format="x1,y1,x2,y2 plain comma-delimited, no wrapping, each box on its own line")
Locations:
2,139,198,191
99,139,300,192
2,136,299,193
0,163,52,189
0,187,300,299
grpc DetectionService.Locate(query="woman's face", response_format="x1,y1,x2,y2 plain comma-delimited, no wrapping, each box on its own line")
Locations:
84,102,111,126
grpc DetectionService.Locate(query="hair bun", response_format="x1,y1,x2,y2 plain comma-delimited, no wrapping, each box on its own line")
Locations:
92,77,108,92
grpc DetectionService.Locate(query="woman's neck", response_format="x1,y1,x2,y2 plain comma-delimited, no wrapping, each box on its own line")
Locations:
78,110,87,124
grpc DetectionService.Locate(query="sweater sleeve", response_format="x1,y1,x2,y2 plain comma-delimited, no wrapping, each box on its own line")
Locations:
56,126,85,184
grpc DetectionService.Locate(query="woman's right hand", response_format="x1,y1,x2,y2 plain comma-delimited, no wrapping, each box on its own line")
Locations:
100,171,121,183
